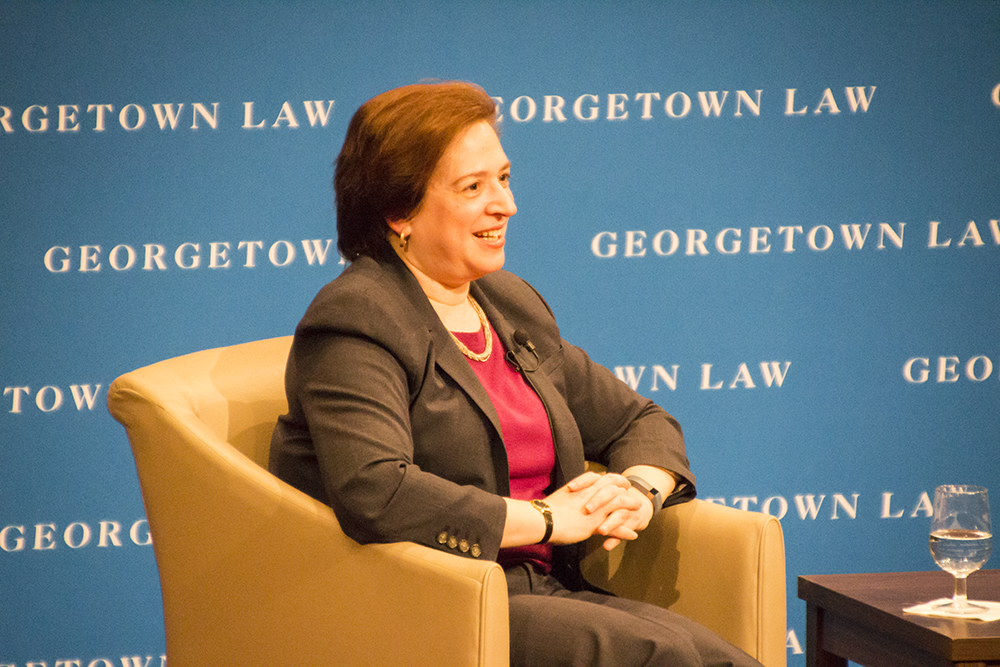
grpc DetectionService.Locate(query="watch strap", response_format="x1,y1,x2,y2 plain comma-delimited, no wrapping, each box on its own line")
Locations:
530,499,554,544
626,475,663,517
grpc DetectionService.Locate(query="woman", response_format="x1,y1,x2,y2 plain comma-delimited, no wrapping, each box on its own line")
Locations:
270,81,761,667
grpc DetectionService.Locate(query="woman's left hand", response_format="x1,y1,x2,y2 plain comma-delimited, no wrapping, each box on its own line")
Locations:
565,472,654,551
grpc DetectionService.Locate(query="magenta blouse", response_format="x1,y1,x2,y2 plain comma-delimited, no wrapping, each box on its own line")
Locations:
452,322,556,572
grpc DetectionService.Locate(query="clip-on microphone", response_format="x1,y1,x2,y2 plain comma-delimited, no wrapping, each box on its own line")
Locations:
505,328,540,372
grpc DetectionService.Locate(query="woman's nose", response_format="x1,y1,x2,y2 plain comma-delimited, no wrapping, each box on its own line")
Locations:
489,180,516,217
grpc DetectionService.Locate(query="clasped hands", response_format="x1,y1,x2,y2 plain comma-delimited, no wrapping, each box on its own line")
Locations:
503,466,675,551
546,471,653,551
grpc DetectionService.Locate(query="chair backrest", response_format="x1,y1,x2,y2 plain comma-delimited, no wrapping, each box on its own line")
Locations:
115,336,293,465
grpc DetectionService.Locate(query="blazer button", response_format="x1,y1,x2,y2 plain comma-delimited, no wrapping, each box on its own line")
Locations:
447,536,458,549
437,531,448,545
459,539,470,553
470,544,482,558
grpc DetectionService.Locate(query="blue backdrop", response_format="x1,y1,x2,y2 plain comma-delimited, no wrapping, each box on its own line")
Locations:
3,2,999,665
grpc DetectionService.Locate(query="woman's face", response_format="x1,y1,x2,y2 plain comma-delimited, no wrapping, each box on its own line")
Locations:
391,120,516,292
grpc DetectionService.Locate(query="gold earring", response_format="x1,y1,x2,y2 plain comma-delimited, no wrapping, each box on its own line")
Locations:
398,232,410,252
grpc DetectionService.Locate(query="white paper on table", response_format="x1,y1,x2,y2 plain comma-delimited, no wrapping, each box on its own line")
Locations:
903,598,1000,622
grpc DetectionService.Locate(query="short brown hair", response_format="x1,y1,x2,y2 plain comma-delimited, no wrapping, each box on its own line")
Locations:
334,81,498,261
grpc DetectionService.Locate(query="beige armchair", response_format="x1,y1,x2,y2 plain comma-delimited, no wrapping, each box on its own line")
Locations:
108,336,786,667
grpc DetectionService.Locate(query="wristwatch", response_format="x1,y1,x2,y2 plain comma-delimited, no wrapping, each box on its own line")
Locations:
626,475,663,517
530,499,554,544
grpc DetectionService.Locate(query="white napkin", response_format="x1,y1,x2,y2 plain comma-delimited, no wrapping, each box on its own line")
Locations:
904,598,1000,622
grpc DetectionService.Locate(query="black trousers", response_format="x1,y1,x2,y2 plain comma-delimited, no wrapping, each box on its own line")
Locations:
505,564,765,667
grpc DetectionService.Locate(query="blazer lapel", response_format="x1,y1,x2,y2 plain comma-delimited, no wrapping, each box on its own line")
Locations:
381,255,505,441
430,324,505,441
473,281,584,489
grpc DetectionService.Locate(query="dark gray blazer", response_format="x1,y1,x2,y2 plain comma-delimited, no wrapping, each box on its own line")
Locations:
270,251,694,583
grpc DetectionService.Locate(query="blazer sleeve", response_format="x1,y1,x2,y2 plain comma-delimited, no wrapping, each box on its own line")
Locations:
271,259,511,562
281,326,509,561
560,339,695,503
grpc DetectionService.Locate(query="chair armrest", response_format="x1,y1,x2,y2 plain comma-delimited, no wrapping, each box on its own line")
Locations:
166,480,511,667
580,499,786,667
285,519,512,667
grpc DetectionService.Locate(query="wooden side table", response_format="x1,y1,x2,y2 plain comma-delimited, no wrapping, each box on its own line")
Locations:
798,570,1000,667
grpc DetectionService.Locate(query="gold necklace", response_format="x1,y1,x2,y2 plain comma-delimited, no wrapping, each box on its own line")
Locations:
449,295,492,362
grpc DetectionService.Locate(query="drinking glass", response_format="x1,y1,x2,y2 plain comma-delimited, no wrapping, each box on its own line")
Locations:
928,484,992,614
